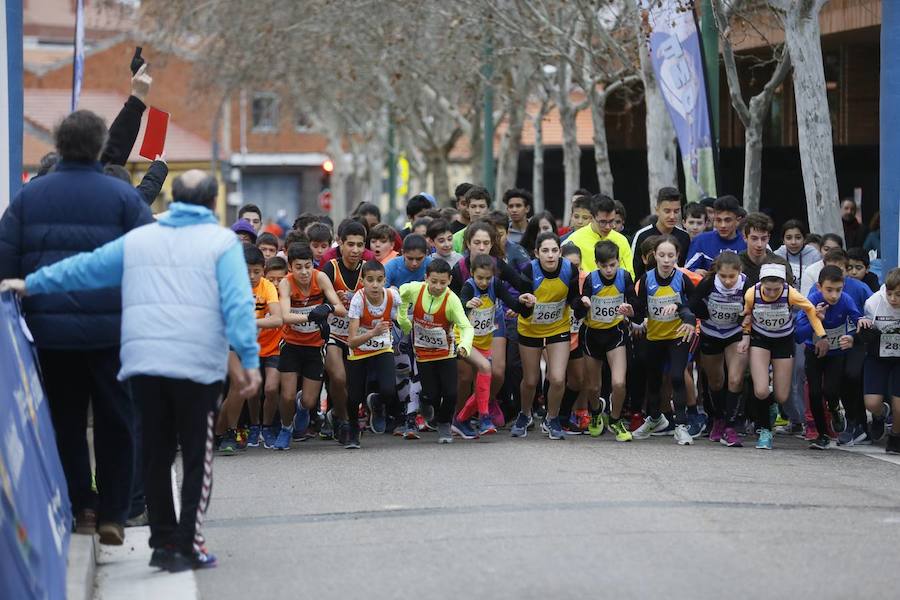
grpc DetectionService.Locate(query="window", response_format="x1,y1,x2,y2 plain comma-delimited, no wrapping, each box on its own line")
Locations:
251,93,279,132
295,110,314,132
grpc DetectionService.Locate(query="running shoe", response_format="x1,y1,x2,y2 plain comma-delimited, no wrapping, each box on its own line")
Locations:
451,419,478,440
367,393,386,434
632,415,669,440
165,547,218,572
838,420,860,446
809,434,830,450
292,407,310,440
437,423,453,444
576,410,591,432
720,427,742,447
479,416,497,436
756,428,774,450
852,423,872,446
319,410,334,440
773,413,790,428
609,419,632,442
510,412,531,438
404,415,421,440
345,427,360,450
628,412,645,433
416,414,437,432
871,402,890,442
886,433,900,455
563,414,585,435
217,429,238,455
830,406,846,435
273,426,292,451
804,420,819,442
262,426,278,449
421,402,435,423
651,418,676,436
588,412,604,438
546,417,565,440
674,424,694,445
246,425,262,448
686,412,707,438
774,422,804,436
708,418,725,443
235,427,249,450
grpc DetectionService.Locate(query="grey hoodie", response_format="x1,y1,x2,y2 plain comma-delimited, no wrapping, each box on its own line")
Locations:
774,244,821,290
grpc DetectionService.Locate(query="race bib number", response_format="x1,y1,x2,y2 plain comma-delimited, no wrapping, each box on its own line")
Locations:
414,323,449,350
328,313,350,338
753,304,791,332
570,314,583,334
590,294,624,324
880,333,900,358
824,324,846,350
470,307,495,337
707,299,742,326
290,306,318,333
648,294,679,323
358,325,392,352
532,300,565,325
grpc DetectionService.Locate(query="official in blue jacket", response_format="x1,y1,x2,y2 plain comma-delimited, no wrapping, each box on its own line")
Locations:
0,110,153,544
1,170,260,572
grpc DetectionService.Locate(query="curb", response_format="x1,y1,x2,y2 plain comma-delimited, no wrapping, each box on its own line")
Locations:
66,532,97,600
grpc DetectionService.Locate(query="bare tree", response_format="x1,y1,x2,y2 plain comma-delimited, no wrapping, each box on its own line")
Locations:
712,0,791,213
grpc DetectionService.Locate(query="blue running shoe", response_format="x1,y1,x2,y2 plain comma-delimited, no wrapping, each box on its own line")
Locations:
367,393,386,434
511,412,530,438
756,428,774,450
479,416,497,436
292,407,310,440
273,426,292,451
547,417,565,440
262,426,278,449
451,419,478,440
246,425,262,448
686,413,707,438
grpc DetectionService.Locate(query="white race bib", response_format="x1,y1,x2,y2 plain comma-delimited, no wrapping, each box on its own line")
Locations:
290,306,318,333
824,324,846,350
532,300,566,325
414,323,449,350
358,325,392,352
470,307,495,337
880,333,900,358
752,304,791,332
328,313,350,338
707,299,743,326
648,294,679,323
590,294,624,324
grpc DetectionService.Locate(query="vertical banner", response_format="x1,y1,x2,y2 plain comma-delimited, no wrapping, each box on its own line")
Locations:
2,0,24,213
882,0,900,272
71,0,84,112
639,0,718,203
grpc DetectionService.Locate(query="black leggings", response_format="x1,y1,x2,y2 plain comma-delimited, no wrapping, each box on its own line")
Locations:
805,347,844,435
417,358,459,424
841,344,866,425
645,338,691,419
347,353,397,430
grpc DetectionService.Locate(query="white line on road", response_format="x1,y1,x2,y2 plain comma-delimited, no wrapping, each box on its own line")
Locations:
835,444,900,467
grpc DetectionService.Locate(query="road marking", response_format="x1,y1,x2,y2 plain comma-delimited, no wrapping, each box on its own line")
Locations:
93,467,198,599
835,445,900,467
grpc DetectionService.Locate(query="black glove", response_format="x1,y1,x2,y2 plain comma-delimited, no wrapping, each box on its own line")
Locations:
308,303,334,324
317,320,331,342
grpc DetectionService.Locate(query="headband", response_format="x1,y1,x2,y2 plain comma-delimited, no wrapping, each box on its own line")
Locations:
759,263,786,280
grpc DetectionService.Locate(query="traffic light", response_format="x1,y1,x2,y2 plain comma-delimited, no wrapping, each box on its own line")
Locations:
320,159,333,189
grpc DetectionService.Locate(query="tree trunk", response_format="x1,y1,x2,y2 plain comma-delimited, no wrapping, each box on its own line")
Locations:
427,149,451,206
780,2,843,239
638,28,677,212
560,103,581,224
532,104,547,215
469,104,484,186
496,94,525,197
590,90,615,196
743,114,764,213
327,134,350,223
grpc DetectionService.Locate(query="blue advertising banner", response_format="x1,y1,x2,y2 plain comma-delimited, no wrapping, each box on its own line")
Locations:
640,0,718,202
0,292,71,600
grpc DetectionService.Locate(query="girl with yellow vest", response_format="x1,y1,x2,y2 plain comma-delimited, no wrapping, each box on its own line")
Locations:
631,235,697,445
510,232,583,440
345,260,401,450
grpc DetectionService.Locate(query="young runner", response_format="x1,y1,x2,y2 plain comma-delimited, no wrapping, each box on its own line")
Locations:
689,252,748,447
631,235,697,445
742,259,826,450
345,261,401,449
510,232,582,440
427,219,463,268
260,257,288,447
576,241,637,441
560,244,590,434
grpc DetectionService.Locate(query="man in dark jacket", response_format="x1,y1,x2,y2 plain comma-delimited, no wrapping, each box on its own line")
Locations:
0,109,153,544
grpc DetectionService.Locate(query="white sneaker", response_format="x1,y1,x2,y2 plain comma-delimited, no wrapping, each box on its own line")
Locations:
674,424,694,445
632,415,669,440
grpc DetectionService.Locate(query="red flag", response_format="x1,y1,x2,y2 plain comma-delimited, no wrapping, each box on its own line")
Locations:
139,107,169,160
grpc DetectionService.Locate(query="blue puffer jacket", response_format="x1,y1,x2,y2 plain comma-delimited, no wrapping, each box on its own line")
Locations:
0,160,153,349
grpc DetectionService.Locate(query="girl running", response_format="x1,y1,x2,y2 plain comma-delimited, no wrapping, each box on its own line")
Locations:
631,235,697,445
510,232,582,440
689,252,748,447
742,259,827,450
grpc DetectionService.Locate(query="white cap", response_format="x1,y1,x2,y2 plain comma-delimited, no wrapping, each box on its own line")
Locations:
759,263,786,280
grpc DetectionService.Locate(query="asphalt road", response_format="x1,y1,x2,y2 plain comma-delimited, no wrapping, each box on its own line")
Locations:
196,430,900,600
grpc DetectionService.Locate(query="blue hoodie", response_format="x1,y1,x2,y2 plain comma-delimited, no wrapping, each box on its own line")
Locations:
26,202,259,381
796,289,863,355
685,231,747,272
